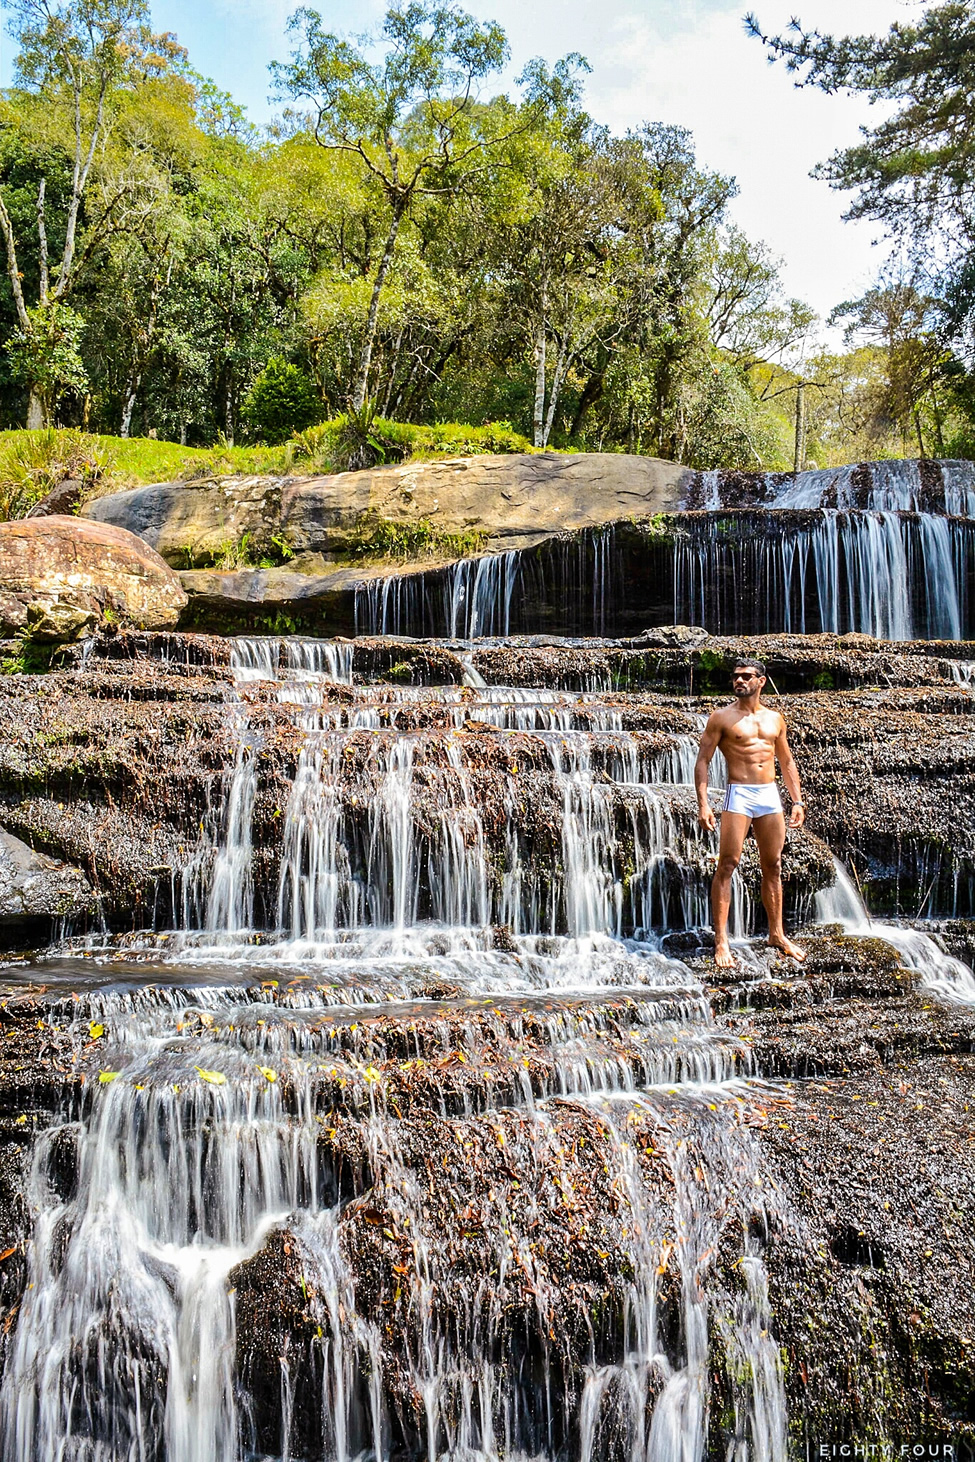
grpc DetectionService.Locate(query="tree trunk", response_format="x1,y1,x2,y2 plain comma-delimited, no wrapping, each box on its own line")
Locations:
569,370,605,439
532,301,547,450
353,206,404,413
793,381,806,473
26,389,46,430
931,388,946,456
381,323,406,418
913,409,925,458
225,379,235,448
542,337,571,448
120,376,141,438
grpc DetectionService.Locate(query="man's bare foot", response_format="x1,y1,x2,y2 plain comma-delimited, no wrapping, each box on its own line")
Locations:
769,935,806,962
714,942,736,969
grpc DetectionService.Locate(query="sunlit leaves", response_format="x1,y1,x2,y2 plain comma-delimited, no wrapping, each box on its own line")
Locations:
195,1066,226,1085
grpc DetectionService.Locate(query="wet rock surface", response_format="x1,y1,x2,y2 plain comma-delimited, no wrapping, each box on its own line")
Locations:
0,609,972,1455
757,1046,975,1440
0,631,969,932
0,929,972,1448
0,830,93,932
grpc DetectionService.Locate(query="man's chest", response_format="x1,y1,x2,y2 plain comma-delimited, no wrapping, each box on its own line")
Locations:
723,713,777,748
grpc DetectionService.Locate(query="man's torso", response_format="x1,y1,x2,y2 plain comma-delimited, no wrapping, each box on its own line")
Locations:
716,703,783,786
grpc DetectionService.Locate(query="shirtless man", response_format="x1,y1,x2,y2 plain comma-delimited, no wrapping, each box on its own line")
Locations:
694,659,806,968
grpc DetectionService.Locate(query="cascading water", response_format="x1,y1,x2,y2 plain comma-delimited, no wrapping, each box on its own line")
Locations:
673,511,971,639
0,638,797,1462
6,446,975,1458
815,858,975,1006
351,460,975,640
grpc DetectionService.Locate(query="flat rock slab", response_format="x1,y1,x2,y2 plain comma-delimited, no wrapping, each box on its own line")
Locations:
0,516,187,633
280,452,690,549
82,453,690,564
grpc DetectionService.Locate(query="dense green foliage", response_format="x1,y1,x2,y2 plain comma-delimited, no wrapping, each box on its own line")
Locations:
242,358,323,444
2,0,973,470
0,0,828,470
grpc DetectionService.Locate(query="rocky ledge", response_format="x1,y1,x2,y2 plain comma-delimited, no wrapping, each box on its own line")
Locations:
82,453,691,563
0,930,972,1445
0,631,970,933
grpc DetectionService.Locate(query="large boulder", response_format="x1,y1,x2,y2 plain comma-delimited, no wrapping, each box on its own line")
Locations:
82,453,691,564
0,516,187,636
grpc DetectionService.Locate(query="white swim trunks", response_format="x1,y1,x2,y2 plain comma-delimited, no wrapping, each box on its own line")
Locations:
722,783,783,819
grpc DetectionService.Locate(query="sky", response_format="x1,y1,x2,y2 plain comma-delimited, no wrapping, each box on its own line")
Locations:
2,0,917,349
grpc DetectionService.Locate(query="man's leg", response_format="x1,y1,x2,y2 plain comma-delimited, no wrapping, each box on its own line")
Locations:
753,812,805,961
712,811,749,968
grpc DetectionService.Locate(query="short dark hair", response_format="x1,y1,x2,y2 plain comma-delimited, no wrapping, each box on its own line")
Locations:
733,659,766,678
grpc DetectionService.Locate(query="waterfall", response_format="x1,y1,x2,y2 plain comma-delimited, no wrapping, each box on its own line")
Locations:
0,1000,789,1462
684,457,975,514
0,985,787,1462
354,552,521,638
0,631,802,1460
673,511,972,639
350,461,975,641
8,435,975,1462
205,639,356,939
816,858,975,1005
189,647,717,957
352,532,619,639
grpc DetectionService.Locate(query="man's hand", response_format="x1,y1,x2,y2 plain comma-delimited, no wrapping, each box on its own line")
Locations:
699,803,716,833
788,802,806,830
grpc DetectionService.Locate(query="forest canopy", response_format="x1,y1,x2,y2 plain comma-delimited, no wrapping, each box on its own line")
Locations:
0,0,973,469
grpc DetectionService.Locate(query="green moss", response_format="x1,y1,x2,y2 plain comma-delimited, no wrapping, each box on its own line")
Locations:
0,630,53,675
171,530,297,572
346,512,487,564
633,513,674,542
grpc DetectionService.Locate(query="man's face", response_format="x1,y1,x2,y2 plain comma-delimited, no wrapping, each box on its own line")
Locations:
732,667,764,700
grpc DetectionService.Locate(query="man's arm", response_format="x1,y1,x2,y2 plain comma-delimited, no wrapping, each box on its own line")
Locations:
775,717,805,828
695,713,723,831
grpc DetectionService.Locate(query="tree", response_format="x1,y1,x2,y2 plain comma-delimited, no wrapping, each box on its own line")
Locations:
745,5,975,275
488,108,640,449
615,125,737,459
274,3,540,412
747,4,975,447
243,357,322,443
830,269,952,454
0,0,173,425
705,226,816,373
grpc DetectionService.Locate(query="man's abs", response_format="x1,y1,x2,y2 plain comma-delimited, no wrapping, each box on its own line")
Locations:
720,740,776,785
